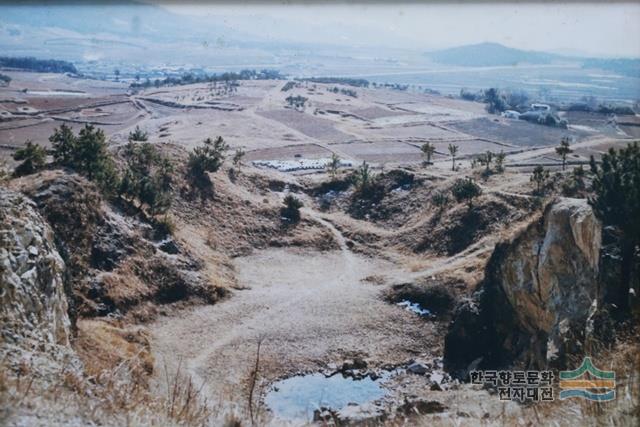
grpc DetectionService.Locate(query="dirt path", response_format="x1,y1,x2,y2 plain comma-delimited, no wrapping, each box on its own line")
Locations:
149,210,440,422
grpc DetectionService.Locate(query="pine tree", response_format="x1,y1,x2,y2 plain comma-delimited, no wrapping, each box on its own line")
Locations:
556,137,573,170
589,142,640,314
530,165,550,194
50,123,76,166
448,144,459,171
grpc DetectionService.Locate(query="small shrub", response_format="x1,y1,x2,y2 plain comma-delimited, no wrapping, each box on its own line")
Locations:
186,136,229,198
451,177,482,208
154,214,176,237
352,161,373,192
431,191,450,213
281,194,303,223
561,165,587,197
128,125,148,142
232,148,245,170
13,141,46,176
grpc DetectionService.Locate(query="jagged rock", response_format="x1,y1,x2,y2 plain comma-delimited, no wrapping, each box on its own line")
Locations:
158,238,180,254
337,402,387,424
313,407,336,423
445,198,603,375
91,214,135,271
443,298,485,376
342,357,367,371
0,188,70,347
397,398,446,416
407,361,429,375
502,199,600,336
429,372,445,390
12,171,224,318
384,281,456,316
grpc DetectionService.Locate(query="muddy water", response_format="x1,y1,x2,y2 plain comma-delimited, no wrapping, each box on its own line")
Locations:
264,373,387,422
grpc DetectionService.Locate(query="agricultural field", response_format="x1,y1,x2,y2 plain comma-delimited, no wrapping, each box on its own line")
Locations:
2,71,635,173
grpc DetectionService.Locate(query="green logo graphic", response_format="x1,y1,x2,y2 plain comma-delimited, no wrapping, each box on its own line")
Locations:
559,357,615,401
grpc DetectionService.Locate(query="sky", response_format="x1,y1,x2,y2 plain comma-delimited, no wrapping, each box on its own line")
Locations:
160,1,640,58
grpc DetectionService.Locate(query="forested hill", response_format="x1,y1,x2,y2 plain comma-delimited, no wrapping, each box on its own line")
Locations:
0,57,78,73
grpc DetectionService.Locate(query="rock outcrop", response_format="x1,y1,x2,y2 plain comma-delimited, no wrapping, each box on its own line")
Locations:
11,170,225,320
0,188,71,348
444,198,603,377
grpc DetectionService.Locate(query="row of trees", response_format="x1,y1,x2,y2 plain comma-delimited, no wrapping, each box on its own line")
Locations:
420,136,574,181
297,77,369,88
329,87,357,98
130,69,283,89
11,124,247,217
421,142,506,174
285,95,308,109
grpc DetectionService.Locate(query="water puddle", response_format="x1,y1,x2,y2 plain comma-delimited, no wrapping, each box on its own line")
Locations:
264,372,388,421
396,299,432,317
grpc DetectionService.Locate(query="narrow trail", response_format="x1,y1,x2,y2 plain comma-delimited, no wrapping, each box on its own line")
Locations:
300,207,355,267
149,206,440,422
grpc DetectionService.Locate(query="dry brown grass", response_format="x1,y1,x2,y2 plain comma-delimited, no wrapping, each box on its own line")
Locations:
0,333,229,427
74,319,154,382
99,267,154,308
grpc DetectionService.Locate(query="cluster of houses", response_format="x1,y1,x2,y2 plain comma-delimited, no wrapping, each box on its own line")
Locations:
501,103,567,128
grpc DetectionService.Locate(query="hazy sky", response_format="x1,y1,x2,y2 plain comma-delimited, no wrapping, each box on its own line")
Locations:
161,2,640,57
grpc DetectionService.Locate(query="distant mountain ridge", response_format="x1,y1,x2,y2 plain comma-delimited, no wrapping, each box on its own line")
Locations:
426,42,565,67
425,42,640,78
